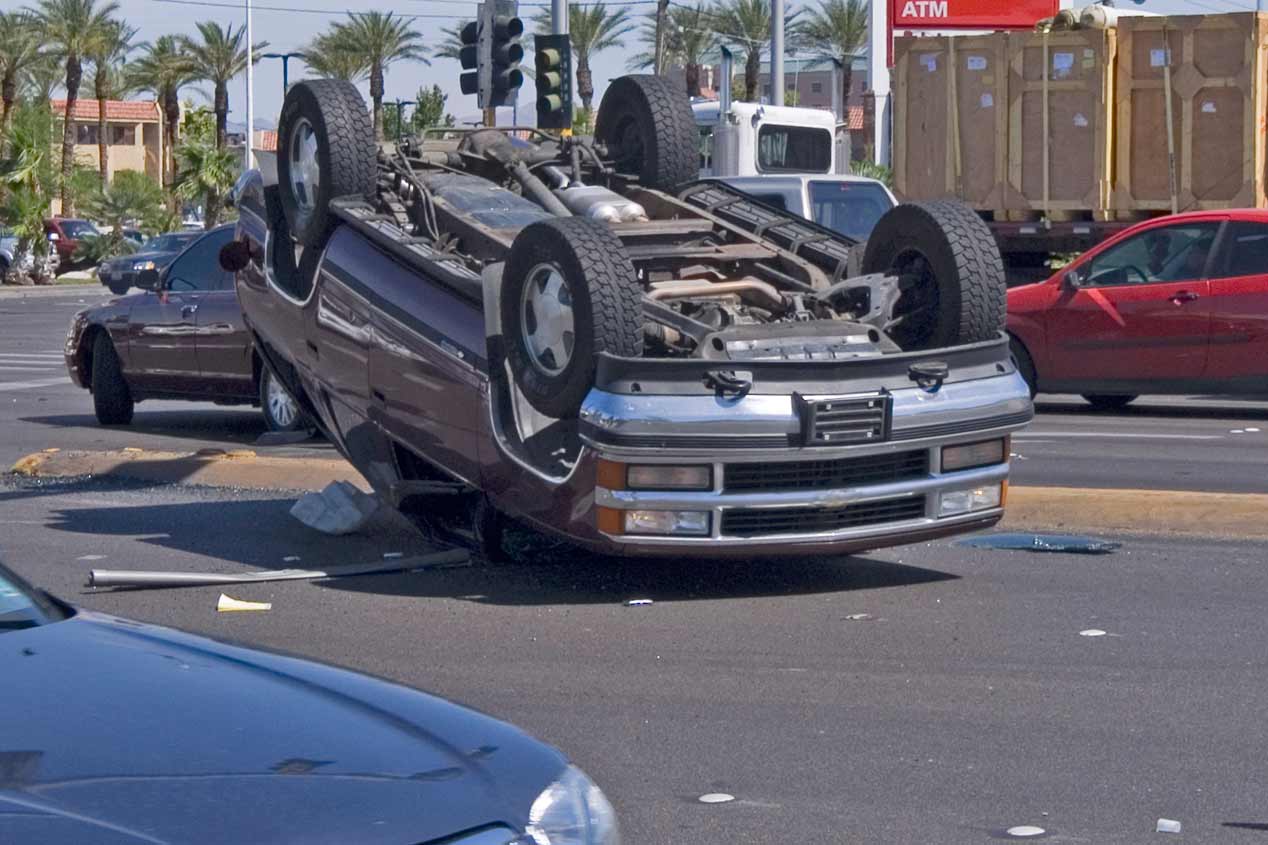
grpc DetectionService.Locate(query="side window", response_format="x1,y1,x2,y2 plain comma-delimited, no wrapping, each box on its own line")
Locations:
698,126,714,173
1081,223,1220,287
749,192,789,211
165,228,234,292
1214,221,1268,279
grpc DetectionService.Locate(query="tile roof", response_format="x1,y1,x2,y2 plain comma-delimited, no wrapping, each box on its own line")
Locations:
847,105,865,131
253,129,278,152
51,99,161,123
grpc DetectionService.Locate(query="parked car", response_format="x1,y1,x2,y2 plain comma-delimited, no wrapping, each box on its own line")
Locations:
0,227,35,278
44,217,100,271
122,226,146,246
225,76,1031,561
97,229,202,295
65,224,309,432
0,559,618,845
713,174,897,242
1007,209,1268,409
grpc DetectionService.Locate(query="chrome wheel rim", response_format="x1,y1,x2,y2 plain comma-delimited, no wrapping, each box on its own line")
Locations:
520,263,575,376
266,374,299,429
288,118,321,214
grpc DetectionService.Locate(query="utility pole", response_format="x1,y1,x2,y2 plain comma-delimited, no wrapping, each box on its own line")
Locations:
552,0,568,34
653,0,669,74
245,0,254,171
770,0,784,106
261,52,301,94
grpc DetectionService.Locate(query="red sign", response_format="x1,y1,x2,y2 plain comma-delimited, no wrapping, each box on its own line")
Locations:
890,0,1057,30
887,0,1058,66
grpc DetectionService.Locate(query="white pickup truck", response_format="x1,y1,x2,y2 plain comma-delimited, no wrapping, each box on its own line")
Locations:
714,174,897,243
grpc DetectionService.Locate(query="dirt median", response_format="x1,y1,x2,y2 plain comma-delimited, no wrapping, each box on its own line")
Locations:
10,448,1266,541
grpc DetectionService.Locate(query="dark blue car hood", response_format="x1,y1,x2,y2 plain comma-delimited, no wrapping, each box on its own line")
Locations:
0,612,563,844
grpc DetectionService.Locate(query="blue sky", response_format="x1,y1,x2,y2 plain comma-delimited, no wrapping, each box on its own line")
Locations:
101,0,1262,128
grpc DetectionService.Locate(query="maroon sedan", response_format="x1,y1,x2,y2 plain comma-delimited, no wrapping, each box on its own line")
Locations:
64,224,307,431
1007,210,1268,409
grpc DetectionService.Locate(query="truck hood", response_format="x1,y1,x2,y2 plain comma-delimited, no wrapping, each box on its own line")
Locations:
0,611,564,844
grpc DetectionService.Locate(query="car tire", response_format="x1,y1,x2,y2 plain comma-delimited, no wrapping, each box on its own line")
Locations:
1083,394,1137,411
276,79,376,249
259,367,310,433
861,200,1007,350
501,218,642,419
595,74,698,192
91,332,134,426
107,282,129,296
1009,336,1038,398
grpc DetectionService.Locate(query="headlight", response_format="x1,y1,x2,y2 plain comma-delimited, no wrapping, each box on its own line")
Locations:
938,483,1003,517
623,509,710,536
596,459,711,491
522,765,619,845
941,438,1007,472
132,259,156,271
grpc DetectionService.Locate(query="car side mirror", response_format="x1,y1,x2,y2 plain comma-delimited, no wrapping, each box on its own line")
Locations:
136,268,162,290
219,239,252,273
1063,269,1083,290
47,232,60,242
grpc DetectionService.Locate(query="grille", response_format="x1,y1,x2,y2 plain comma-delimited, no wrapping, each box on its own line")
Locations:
797,393,891,445
724,450,928,493
720,496,926,537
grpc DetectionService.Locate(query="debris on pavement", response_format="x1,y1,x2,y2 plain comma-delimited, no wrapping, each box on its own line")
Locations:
1156,818,1182,834
1005,826,1045,838
1079,629,1108,637
958,533,1122,555
698,793,735,804
290,480,380,535
87,549,470,589
843,613,875,621
76,554,105,561
625,599,653,607
217,593,272,612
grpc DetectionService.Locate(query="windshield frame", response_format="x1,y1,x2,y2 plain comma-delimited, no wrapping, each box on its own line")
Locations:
0,561,71,631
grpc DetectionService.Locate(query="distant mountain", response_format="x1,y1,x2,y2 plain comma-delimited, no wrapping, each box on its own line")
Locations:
226,117,278,134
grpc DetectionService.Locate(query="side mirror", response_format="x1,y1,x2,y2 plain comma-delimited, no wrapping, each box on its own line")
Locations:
136,268,161,290
218,239,252,273
1063,269,1083,290
47,232,60,242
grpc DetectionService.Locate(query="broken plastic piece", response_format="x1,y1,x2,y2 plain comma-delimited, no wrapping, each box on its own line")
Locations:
625,599,653,607
290,481,379,535
1156,818,1182,834
843,613,874,621
958,533,1121,555
1006,826,1045,838
217,594,271,612
698,793,735,804
1079,629,1108,637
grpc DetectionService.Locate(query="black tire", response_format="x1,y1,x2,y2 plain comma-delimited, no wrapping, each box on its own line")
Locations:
861,200,1006,350
91,332,133,426
1083,394,1137,411
276,79,376,248
501,218,642,418
107,282,129,295
595,74,698,192
259,367,310,432
1009,336,1038,398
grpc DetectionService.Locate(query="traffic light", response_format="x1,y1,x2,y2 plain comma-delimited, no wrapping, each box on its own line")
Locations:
485,3,524,108
459,20,479,96
534,33,572,130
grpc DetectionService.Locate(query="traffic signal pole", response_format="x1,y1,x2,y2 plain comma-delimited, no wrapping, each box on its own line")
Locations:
552,0,568,34
771,0,784,106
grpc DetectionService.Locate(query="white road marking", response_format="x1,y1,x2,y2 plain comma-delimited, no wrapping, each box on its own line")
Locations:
1016,431,1224,441
0,365,61,372
0,377,72,392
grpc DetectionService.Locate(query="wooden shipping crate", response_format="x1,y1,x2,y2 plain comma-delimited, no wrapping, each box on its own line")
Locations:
1111,13,1268,215
1003,28,1117,219
892,34,1009,210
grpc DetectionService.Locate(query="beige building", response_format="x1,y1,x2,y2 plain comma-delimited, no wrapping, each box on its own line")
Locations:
51,98,165,187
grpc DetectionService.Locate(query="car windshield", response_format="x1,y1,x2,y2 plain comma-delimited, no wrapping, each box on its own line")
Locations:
809,180,895,241
0,564,66,632
149,233,197,252
59,220,100,239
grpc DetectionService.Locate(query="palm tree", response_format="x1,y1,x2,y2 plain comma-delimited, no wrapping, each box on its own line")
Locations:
0,13,47,146
86,19,138,188
796,0,867,112
128,36,198,200
709,0,797,100
434,21,471,63
174,132,236,229
629,3,717,97
328,12,428,139
182,21,268,149
27,0,122,216
299,30,370,83
534,4,634,112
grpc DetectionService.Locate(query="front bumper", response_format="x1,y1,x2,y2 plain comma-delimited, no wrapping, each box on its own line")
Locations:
567,370,1032,555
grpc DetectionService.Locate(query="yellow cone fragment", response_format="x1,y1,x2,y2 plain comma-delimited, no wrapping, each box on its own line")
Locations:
216,593,272,613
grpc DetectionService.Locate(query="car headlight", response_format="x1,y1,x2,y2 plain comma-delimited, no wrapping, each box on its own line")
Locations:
132,259,156,271
521,765,619,845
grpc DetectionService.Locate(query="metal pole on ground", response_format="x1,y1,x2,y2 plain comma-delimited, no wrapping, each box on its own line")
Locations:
771,0,784,106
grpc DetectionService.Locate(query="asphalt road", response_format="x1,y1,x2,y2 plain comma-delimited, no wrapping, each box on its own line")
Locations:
3,474,1268,843
5,284,1266,494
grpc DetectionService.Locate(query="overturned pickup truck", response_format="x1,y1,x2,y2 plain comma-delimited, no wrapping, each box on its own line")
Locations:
223,74,1032,559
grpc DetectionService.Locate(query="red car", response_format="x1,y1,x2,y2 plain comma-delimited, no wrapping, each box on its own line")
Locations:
1007,210,1268,409
44,217,100,271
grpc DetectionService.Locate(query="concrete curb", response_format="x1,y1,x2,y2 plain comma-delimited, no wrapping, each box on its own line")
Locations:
9,448,1267,540
0,282,103,297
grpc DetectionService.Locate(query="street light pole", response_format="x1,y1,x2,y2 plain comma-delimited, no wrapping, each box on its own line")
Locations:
245,0,254,172
770,0,784,106
261,52,301,94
